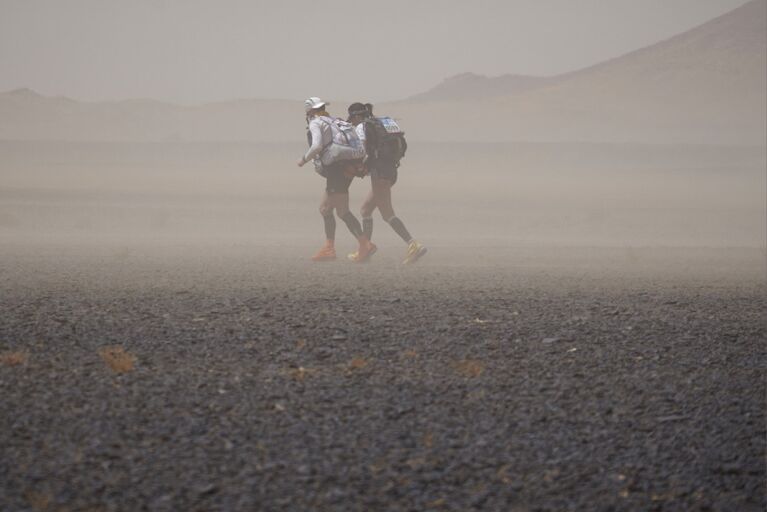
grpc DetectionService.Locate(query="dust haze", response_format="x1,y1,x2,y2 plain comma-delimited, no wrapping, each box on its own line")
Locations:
1,139,765,249
2,3,766,510
0,0,765,280
2,2,765,278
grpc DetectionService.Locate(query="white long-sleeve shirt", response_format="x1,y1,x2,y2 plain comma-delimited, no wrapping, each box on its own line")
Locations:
303,116,334,162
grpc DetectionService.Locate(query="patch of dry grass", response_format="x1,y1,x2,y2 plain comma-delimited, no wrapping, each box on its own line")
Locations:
24,490,51,511
0,351,28,366
405,457,427,470
427,497,447,508
348,358,369,370
453,359,484,378
98,346,135,374
286,366,314,381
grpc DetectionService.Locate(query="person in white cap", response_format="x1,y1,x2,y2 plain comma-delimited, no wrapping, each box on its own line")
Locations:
297,97,376,262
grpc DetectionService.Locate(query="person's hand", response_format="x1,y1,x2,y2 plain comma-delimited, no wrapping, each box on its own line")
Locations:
297,157,306,167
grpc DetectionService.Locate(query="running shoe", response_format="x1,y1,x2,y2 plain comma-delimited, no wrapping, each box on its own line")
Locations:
349,241,377,263
402,240,427,265
311,242,336,262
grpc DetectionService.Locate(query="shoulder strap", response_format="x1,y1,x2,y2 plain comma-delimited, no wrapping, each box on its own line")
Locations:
315,117,336,155
362,118,381,158
325,116,353,145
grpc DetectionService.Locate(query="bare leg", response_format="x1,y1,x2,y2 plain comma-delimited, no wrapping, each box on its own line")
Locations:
311,192,337,261
330,192,350,218
318,192,335,242
372,177,394,220
330,193,364,240
373,177,413,244
360,188,376,240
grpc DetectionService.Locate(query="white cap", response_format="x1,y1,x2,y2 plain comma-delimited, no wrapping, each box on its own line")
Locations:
304,96,328,113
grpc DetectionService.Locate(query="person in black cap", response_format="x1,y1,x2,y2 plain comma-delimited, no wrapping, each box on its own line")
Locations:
347,102,427,264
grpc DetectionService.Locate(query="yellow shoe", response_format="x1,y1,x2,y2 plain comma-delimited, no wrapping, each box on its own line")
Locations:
402,240,427,265
311,242,336,262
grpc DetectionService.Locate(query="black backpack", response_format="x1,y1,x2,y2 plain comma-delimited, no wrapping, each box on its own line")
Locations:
364,116,407,165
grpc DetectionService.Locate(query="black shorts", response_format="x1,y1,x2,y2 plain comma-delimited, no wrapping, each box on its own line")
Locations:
324,163,354,194
369,159,398,186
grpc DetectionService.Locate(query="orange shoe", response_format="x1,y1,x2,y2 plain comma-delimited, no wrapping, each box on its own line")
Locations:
350,239,377,263
311,241,336,262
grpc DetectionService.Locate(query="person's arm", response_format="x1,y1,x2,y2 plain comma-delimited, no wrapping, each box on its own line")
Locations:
298,120,326,166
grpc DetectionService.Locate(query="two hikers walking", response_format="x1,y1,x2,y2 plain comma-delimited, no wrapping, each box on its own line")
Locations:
297,97,426,265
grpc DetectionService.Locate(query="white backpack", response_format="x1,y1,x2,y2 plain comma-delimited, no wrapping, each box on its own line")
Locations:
316,116,366,167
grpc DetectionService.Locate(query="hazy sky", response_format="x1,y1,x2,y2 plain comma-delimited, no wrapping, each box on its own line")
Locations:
0,0,752,104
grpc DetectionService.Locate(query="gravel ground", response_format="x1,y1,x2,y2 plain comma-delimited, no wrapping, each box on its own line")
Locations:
1,244,765,511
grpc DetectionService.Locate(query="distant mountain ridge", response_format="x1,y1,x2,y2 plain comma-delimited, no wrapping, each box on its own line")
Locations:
0,90,301,142
1,0,764,144
383,0,766,144
406,0,766,104
406,73,559,102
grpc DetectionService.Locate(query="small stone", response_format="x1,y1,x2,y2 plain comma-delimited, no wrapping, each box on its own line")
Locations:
657,414,688,423
719,462,743,474
196,483,217,495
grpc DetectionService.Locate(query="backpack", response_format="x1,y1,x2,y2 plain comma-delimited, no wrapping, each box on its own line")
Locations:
316,116,365,168
364,116,407,164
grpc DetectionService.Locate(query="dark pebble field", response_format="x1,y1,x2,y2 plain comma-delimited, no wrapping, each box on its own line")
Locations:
1,244,765,511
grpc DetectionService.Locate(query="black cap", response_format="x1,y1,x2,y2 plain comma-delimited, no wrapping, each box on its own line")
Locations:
347,102,368,116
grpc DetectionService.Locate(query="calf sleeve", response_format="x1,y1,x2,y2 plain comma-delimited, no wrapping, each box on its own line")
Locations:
323,214,336,241
341,212,364,239
362,217,374,241
386,216,413,244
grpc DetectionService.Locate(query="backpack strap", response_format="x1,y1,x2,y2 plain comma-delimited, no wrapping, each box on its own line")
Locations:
321,116,354,146
315,117,336,157
362,118,380,160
